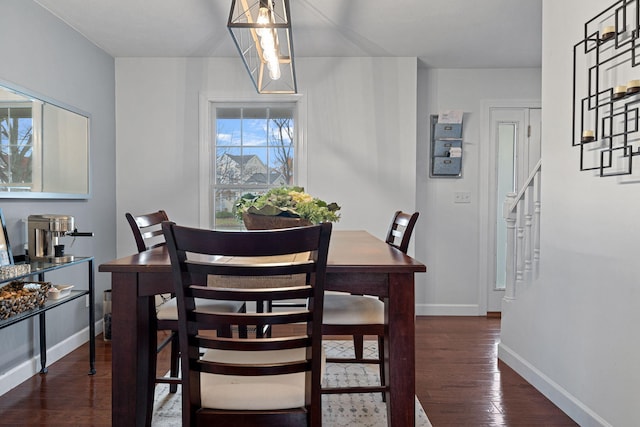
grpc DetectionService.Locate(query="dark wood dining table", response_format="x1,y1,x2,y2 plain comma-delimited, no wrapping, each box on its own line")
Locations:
99,230,426,427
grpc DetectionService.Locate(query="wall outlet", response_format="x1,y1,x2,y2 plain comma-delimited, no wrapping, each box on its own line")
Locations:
454,191,471,203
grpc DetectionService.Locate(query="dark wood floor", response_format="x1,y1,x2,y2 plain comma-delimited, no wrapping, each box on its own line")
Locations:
417,317,576,426
0,316,577,426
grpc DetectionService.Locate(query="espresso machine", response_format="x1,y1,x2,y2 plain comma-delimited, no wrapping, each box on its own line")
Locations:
27,214,93,263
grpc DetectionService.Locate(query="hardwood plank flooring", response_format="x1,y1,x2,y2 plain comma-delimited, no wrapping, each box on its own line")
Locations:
0,316,577,426
416,317,577,426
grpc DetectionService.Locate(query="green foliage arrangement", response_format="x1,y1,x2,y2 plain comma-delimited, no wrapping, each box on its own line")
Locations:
235,186,341,224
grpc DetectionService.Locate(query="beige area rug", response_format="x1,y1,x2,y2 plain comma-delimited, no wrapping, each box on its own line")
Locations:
152,340,432,426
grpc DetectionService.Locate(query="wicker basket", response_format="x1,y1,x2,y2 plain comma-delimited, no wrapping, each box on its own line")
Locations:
242,212,312,230
0,281,50,320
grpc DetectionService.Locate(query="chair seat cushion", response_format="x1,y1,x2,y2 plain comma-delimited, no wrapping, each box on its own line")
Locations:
156,298,244,320
199,347,325,410
154,293,172,308
322,293,384,325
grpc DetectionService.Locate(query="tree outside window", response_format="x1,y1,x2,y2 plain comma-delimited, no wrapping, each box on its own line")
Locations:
0,105,33,191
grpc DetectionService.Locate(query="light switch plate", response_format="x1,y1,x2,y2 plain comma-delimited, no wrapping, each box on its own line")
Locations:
454,191,471,203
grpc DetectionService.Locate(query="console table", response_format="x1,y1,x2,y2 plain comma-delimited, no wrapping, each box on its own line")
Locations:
0,256,95,375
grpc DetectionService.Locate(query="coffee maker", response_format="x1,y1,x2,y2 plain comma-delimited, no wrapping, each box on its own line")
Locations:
27,214,93,263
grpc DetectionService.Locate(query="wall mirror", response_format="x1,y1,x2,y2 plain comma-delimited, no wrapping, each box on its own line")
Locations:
0,82,89,199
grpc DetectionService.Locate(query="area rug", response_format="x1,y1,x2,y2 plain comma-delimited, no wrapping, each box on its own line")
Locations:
152,340,432,426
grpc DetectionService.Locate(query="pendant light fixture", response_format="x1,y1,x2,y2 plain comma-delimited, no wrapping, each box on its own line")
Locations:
227,0,297,94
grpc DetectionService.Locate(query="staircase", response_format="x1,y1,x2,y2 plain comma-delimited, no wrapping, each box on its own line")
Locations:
503,159,541,300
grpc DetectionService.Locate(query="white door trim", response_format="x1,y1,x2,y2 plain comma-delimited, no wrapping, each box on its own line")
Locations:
479,99,541,314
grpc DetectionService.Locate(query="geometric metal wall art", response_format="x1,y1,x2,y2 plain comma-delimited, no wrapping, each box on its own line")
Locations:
573,0,640,176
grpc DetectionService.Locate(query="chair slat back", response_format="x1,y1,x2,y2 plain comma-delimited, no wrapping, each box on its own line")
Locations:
125,210,169,252
385,211,419,253
163,222,332,426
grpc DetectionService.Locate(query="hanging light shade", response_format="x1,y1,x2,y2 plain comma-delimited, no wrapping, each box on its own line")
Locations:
227,0,297,94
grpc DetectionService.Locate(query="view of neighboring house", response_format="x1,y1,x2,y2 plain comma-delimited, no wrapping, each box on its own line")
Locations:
215,153,287,214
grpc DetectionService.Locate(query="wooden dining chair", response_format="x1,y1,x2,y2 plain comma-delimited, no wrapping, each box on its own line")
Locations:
321,210,419,397
163,221,332,427
125,210,246,394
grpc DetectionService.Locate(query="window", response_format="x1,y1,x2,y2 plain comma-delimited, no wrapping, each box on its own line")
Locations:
0,103,33,191
210,103,298,229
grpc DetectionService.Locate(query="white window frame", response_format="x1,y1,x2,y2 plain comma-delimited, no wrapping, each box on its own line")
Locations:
198,93,307,229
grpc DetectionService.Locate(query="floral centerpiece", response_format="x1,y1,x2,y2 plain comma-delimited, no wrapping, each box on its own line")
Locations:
235,186,341,229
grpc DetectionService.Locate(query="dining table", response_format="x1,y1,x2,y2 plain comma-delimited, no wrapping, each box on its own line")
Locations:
99,229,426,427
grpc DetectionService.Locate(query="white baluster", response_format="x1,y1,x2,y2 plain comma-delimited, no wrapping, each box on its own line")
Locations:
515,198,525,288
523,184,534,284
503,192,517,301
503,160,542,300
533,168,541,278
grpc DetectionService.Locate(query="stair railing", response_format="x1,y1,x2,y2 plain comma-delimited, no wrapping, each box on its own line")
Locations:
503,159,541,301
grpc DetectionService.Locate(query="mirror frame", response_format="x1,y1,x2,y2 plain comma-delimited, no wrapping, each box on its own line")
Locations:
0,79,91,199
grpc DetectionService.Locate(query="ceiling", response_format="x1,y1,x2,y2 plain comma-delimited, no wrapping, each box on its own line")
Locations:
33,0,542,68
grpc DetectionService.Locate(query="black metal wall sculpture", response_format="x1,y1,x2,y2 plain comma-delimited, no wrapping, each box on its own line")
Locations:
573,0,640,176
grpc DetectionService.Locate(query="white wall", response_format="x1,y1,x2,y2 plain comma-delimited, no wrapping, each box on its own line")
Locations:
115,59,545,319
499,1,640,425
0,0,116,390
115,57,418,256
115,58,544,320
416,68,541,315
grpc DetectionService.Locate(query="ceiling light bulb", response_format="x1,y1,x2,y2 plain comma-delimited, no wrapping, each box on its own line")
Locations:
266,55,278,70
260,33,275,51
256,7,270,37
262,47,277,63
269,63,281,80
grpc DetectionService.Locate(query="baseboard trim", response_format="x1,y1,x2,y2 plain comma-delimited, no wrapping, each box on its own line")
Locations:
415,303,481,316
0,320,103,397
498,342,611,427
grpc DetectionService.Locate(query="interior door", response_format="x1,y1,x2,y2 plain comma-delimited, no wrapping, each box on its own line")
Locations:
488,107,541,312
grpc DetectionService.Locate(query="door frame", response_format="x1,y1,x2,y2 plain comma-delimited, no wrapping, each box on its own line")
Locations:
479,100,541,314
